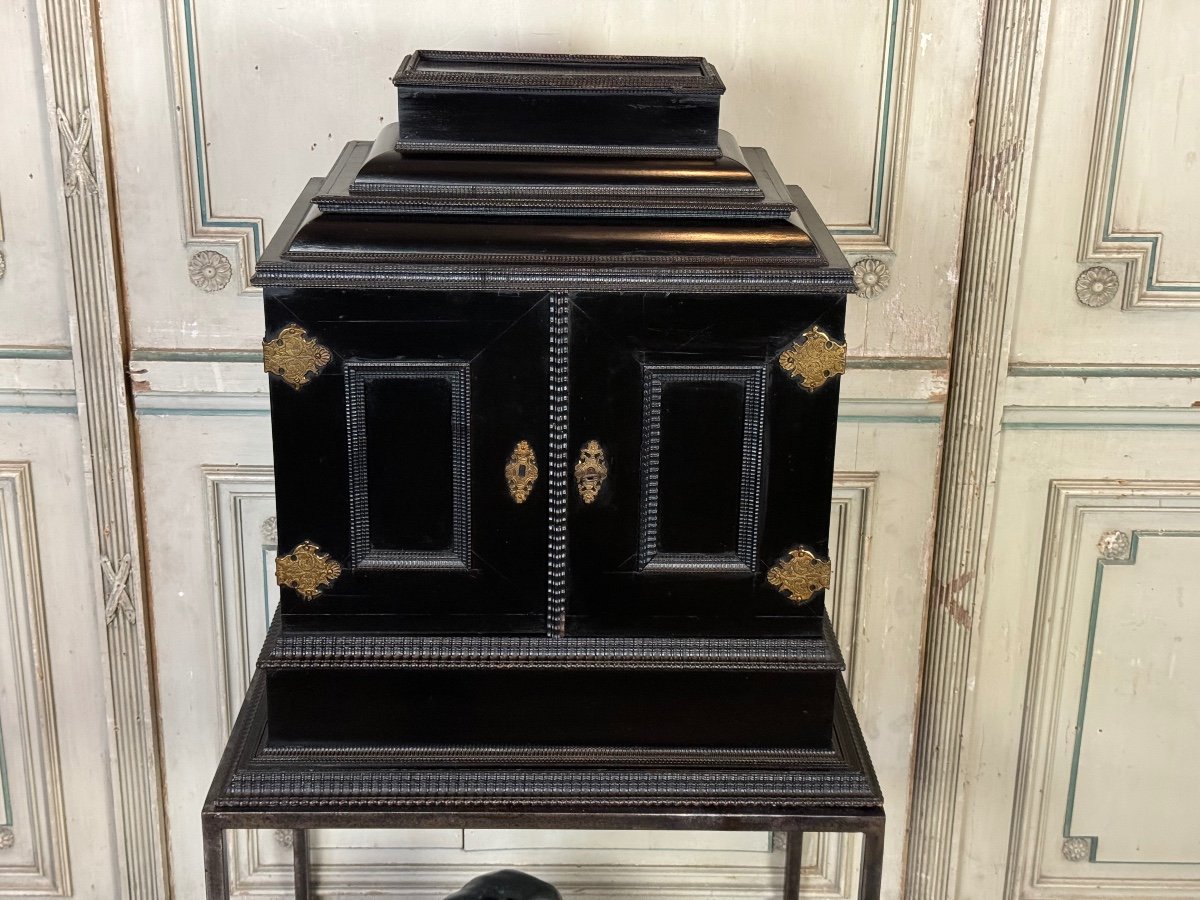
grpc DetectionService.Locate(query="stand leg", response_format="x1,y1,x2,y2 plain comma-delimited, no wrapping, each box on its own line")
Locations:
292,829,310,900
202,817,228,900
783,832,804,899
858,824,885,900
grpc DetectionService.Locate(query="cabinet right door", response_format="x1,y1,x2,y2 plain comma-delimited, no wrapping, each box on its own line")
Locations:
567,292,844,636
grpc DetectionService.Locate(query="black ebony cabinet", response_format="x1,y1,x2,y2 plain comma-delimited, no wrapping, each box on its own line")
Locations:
252,51,864,757
266,286,843,638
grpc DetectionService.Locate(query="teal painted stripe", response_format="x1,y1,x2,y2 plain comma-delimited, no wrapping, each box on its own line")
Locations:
1062,554,1110,860
1004,421,1200,431
838,415,941,424
0,347,72,360
0,406,76,416
1102,0,1199,294
1009,364,1200,378
849,356,948,371
135,408,269,418
831,0,900,238
183,0,263,258
0,710,11,825
1065,531,1200,864
262,547,276,629
130,349,264,363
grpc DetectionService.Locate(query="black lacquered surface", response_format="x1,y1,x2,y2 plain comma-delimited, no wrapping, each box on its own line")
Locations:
567,292,842,636
267,289,550,632
391,51,724,156
250,52,865,786
266,666,837,748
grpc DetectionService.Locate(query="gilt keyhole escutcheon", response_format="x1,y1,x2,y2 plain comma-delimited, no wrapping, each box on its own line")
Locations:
505,440,539,503
574,440,608,504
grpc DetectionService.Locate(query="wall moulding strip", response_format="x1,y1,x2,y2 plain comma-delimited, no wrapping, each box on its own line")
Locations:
1077,0,1200,309
905,1,1050,897
36,0,170,896
0,463,71,894
164,0,263,293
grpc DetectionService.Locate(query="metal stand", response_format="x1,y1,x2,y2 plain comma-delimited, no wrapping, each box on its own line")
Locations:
203,816,883,900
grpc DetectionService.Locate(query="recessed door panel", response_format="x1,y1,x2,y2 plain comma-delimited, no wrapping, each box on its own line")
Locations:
641,366,765,570
266,289,549,631
346,360,469,568
567,292,844,636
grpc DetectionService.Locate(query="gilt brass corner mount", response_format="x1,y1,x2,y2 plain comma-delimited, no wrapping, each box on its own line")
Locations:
275,540,342,600
574,440,608,504
778,326,846,391
263,323,331,389
767,545,831,604
505,440,539,503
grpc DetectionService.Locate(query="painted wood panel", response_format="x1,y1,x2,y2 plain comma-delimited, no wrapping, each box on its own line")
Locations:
0,416,124,899
0,2,142,896
0,463,69,895
0,0,73,349
958,435,1200,899
1012,0,1200,365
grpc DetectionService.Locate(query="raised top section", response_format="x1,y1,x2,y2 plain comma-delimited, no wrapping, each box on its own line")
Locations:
252,53,855,294
391,50,725,158
392,50,725,94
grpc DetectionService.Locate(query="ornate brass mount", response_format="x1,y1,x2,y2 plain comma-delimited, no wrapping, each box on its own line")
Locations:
262,323,331,389
766,545,831,604
505,440,539,503
777,326,846,391
574,440,608,504
275,540,342,600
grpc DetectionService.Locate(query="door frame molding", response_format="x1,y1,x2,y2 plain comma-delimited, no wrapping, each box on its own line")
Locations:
35,0,171,895
904,0,1050,896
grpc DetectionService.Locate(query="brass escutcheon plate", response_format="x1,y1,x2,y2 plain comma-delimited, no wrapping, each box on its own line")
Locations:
766,545,832,604
505,440,539,503
778,326,846,391
263,323,331,389
275,540,342,600
574,440,608,504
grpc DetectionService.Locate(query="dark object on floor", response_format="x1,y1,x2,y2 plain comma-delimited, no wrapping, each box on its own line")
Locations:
444,869,562,900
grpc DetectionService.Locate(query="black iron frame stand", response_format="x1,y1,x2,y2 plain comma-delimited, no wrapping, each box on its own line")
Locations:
202,807,884,900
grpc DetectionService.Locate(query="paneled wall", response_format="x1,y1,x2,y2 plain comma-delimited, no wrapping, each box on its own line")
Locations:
946,1,1200,896
2,0,1196,897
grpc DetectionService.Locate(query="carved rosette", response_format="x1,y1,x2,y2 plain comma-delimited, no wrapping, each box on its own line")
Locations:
852,257,890,299
188,249,233,292
1061,837,1092,862
505,440,539,503
1096,529,1131,560
275,541,342,600
262,324,332,389
1074,266,1119,308
0,826,13,850
274,829,295,848
778,326,846,391
766,546,832,604
574,440,608,504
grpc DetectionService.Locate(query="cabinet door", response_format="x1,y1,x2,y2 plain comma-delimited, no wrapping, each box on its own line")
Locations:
265,289,549,631
567,292,843,636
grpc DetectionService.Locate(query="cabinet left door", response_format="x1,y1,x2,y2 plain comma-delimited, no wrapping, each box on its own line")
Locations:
265,289,550,632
